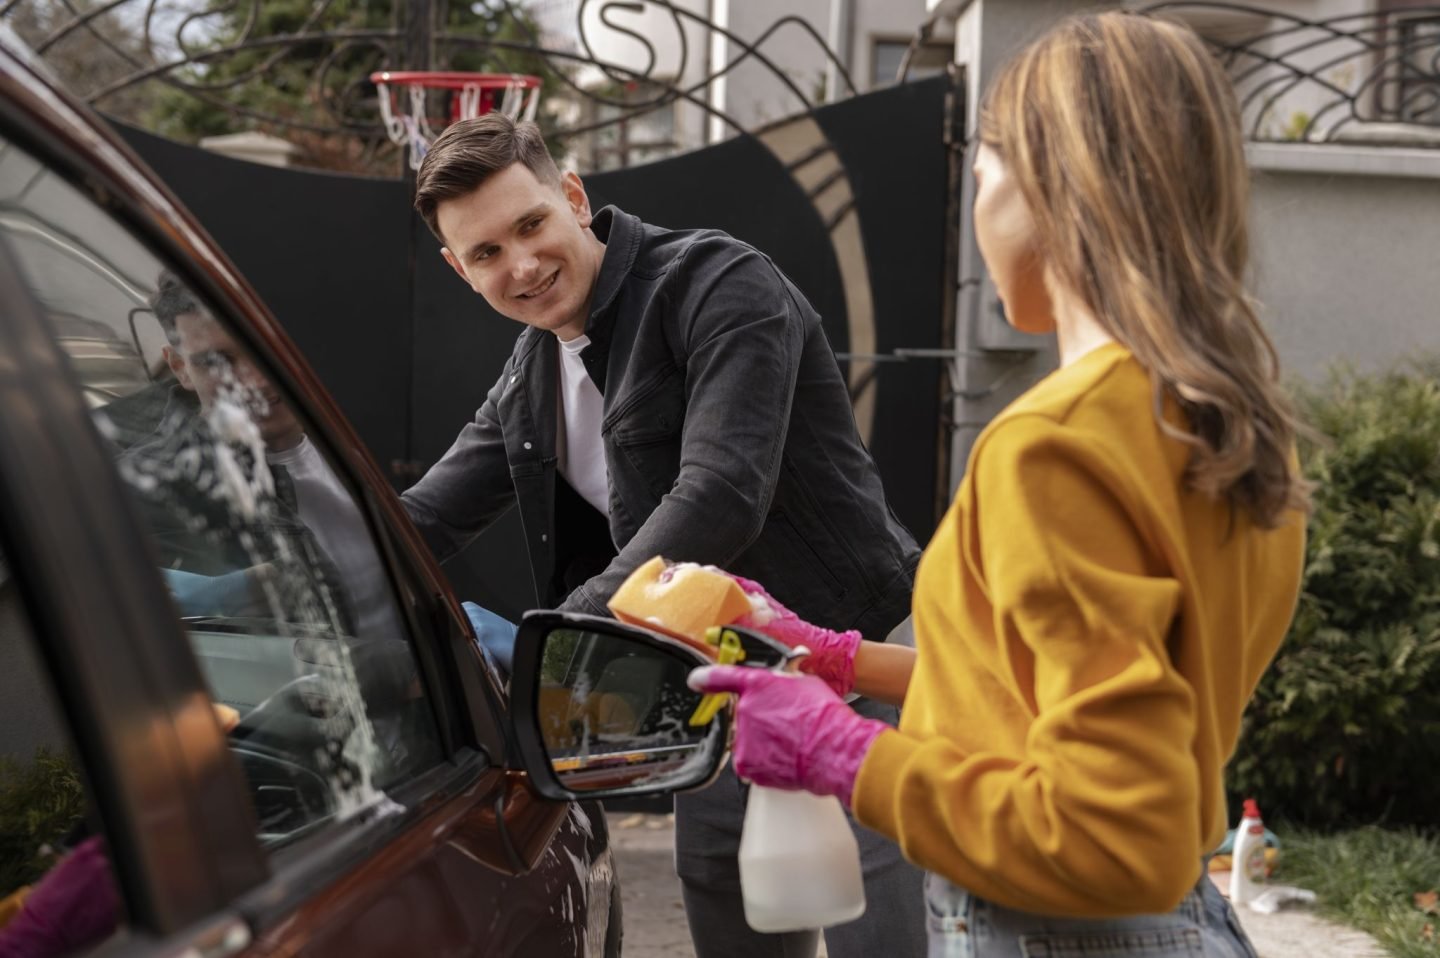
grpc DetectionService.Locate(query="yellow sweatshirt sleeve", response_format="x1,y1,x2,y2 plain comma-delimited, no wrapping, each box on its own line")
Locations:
853,414,1204,916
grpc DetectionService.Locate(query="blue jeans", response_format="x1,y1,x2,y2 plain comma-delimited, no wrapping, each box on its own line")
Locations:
923,869,1259,958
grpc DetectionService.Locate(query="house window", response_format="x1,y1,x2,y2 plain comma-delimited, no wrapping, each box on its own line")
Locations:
1392,13,1440,125
871,38,951,89
579,81,679,172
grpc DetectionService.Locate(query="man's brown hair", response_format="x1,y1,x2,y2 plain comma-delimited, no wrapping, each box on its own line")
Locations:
151,270,203,347
414,113,561,242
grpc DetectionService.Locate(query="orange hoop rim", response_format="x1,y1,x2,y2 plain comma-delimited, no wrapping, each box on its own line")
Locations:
369,71,542,91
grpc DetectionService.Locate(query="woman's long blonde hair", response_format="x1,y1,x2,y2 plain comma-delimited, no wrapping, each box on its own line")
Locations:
980,11,1310,527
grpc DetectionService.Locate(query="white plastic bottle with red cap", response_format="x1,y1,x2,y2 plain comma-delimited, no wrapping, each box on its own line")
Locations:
1229,798,1268,906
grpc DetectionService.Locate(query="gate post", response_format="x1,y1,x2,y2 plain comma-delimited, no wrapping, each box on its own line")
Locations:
937,0,1121,492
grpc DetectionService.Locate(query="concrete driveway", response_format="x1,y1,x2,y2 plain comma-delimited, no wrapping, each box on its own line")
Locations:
606,812,1383,958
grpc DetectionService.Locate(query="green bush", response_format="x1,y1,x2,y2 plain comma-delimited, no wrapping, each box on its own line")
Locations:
0,748,85,892
1227,361,1440,829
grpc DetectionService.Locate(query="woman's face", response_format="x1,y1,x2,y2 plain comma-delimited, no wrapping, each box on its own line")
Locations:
972,142,1055,334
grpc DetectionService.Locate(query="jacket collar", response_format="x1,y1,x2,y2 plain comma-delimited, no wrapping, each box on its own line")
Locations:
585,206,641,341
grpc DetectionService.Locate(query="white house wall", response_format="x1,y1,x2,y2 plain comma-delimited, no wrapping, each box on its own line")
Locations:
1247,149,1440,380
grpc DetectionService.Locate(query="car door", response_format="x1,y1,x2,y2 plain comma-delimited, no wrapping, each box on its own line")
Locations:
0,43,612,958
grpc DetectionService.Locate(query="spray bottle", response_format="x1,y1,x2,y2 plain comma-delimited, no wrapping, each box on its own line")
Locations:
735,655,866,933
605,563,867,932
1229,798,1268,906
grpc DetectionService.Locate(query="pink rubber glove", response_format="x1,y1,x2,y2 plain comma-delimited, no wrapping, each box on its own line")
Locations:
727,574,862,697
0,837,120,958
688,665,887,807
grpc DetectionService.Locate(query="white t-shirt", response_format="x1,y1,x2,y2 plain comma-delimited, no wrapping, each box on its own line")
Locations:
556,334,611,515
266,437,405,641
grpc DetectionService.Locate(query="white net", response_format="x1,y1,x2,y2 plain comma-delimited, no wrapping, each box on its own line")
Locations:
375,74,542,171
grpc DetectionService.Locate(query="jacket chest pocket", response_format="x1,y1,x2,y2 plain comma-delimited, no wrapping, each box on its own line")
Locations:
607,366,685,446
607,367,685,501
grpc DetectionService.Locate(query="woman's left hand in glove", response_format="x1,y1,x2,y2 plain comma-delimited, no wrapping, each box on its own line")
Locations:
688,664,888,807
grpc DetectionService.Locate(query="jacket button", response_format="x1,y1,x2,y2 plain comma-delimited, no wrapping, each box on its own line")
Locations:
541,534,548,542
523,441,533,450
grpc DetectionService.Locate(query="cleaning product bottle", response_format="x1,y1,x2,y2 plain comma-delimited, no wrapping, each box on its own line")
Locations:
736,665,866,933
737,783,867,932
1229,798,1267,906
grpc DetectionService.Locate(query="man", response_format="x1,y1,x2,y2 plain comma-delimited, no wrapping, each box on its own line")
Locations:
402,114,925,958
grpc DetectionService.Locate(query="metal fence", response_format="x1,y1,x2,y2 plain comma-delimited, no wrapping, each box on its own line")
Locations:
1144,2,1440,146
1,0,859,173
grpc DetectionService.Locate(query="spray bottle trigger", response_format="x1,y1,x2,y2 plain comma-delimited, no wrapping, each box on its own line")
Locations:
688,628,745,726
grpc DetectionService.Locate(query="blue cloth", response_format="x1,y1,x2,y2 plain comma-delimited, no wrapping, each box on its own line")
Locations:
462,601,519,677
1215,826,1281,855
162,567,261,617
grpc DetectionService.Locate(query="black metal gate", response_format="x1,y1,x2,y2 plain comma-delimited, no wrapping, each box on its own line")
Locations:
116,72,961,617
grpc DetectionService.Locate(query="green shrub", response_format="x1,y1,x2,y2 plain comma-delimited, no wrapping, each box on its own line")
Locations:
1227,361,1440,828
0,748,85,892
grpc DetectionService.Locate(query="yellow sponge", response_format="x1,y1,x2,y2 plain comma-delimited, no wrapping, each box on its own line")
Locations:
607,557,753,653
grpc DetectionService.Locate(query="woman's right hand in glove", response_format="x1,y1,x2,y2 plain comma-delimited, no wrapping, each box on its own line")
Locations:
724,574,862,697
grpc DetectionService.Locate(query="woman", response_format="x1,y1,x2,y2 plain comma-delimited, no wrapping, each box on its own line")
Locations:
693,11,1309,956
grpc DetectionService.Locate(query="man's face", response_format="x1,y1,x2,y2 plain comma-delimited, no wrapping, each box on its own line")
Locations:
438,163,604,342
166,311,304,451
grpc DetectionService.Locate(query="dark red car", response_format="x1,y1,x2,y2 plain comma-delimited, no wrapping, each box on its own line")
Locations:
0,33,733,958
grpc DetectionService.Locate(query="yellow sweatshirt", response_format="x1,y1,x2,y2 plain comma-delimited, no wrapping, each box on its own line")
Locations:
853,342,1305,917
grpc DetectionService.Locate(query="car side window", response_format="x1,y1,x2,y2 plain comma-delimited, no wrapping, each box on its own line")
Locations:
0,548,125,956
0,137,444,848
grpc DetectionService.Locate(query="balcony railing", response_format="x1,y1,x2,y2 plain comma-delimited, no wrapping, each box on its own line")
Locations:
1143,2,1440,147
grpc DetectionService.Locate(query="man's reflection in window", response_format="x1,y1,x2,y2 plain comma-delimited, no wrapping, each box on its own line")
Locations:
119,274,403,644
117,275,436,792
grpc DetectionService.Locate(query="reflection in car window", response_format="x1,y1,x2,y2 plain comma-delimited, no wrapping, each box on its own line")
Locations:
0,137,443,848
0,547,124,957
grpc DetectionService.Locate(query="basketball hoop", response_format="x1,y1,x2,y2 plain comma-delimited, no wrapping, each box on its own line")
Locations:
371,71,543,171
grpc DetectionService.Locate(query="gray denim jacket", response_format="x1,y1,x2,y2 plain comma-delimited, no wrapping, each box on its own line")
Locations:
402,207,919,639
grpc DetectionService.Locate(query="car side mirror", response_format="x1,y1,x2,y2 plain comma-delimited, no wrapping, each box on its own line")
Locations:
508,611,731,801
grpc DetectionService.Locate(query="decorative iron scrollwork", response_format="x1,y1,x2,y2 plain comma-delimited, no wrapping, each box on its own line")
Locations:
2,0,862,170
1142,2,1440,146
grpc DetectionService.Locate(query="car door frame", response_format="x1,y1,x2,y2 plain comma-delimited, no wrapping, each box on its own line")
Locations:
0,189,268,937
0,41,513,769
0,39,569,954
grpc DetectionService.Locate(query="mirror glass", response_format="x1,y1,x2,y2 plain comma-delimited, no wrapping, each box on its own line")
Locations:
535,626,724,794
